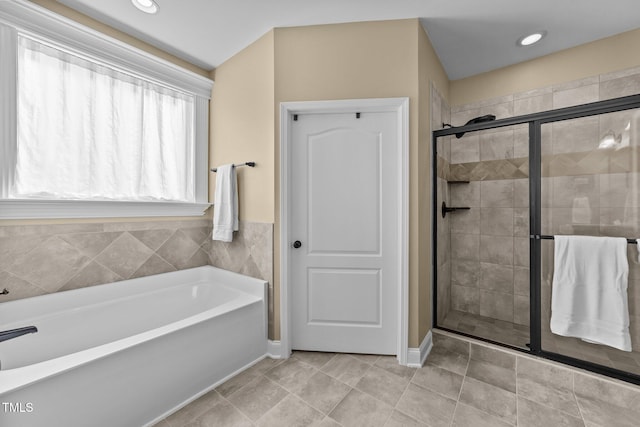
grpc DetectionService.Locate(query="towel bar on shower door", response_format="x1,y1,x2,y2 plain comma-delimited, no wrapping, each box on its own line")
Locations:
533,234,637,244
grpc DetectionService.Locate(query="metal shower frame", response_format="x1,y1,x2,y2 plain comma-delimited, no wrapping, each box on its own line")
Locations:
432,93,640,385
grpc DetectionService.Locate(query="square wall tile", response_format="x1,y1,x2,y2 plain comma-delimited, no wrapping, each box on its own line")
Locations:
480,100,514,120
513,179,530,208
452,285,480,315
480,208,514,236
552,175,600,208
479,235,513,265
479,290,514,322
451,209,480,235
451,108,482,125
451,260,480,288
451,234,480,261
513,295,530,326
514,93,553,116
513,208,529,236
551,116,599,154
479,262,513,293
514,267,530,296
600,72,640,100
553,82,599,109
479,129,514,161
451,133,481,164
513,237,529,267
480,180,514,208
451,181,481,207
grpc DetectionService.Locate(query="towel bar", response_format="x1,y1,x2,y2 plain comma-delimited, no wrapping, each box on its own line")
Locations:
533,234,636,244
211,162,255,172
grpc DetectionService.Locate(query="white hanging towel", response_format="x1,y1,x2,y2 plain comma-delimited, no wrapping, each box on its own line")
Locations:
550,235,631,352
212,164,238,242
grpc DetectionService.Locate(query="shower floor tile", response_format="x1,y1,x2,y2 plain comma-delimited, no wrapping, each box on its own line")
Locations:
440,309,530,349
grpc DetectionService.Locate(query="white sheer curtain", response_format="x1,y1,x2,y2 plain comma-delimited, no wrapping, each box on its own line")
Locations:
13,36,195,202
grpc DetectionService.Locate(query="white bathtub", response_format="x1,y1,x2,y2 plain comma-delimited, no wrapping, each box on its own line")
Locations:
0,266,268,427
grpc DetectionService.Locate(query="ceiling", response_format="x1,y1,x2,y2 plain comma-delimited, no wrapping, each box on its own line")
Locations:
55,0,640,80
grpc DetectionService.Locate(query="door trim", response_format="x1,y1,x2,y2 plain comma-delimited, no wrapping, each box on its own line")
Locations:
279,98,409,364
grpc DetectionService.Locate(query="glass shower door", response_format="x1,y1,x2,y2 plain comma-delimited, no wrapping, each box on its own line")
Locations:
436,122,530,350
539,108,640,376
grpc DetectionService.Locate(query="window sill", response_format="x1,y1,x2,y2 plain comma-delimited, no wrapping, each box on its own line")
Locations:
0,199,212,219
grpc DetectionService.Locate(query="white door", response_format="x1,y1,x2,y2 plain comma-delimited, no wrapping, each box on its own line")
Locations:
290,110,400,354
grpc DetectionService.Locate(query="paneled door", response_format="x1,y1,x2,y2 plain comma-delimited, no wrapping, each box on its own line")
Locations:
290,109,400,354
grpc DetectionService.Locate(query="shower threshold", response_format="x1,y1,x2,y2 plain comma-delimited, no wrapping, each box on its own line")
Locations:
439,310,530,350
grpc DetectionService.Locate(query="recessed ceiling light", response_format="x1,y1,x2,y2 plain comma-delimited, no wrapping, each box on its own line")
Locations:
131,0,159,14
517,31,546,46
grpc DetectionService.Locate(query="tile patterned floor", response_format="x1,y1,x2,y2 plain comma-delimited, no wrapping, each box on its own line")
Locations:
441,309,640,376
154,331,640,427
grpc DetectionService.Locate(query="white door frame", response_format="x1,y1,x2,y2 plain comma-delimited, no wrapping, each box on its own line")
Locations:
279,97,410,365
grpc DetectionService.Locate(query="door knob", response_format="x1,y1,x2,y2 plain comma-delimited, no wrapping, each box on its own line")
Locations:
292,240,302,249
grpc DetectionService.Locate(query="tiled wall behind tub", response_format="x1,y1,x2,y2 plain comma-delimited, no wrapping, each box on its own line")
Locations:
208,221,274,338
0,218,275,337
0,219,273,337
0,219,213,302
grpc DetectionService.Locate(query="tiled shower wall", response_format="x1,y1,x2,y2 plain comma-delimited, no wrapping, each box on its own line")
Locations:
436,65,640,328
0,218,274,335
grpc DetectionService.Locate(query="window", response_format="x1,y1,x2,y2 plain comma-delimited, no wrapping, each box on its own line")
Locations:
0,2,213,218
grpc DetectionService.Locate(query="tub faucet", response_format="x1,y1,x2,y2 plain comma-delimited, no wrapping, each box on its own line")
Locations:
0,326,38,343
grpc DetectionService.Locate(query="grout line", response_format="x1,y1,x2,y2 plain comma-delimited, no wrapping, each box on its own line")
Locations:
515,355,519,426
230,397,258,427
448,350,472,427
573,372,588,426
326,386,354,419
225,373,279,426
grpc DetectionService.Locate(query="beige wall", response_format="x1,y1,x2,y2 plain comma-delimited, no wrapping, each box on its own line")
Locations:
210,18,448,346
210,31,275,223
417,26,449,344
271,19,444,346
451,28,640,106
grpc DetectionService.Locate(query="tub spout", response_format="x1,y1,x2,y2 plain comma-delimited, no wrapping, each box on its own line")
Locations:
0,326,38,343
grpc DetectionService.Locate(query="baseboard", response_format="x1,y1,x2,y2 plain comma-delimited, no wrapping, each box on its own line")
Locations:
267,340,283,359
406,330,433,367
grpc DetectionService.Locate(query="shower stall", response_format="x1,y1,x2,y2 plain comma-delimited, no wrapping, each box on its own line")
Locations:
433,93,640,384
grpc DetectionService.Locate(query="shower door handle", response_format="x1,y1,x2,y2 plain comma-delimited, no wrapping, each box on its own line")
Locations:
292,240,302,249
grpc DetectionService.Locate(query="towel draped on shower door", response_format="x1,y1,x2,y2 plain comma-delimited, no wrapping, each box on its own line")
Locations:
550,235,632,352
